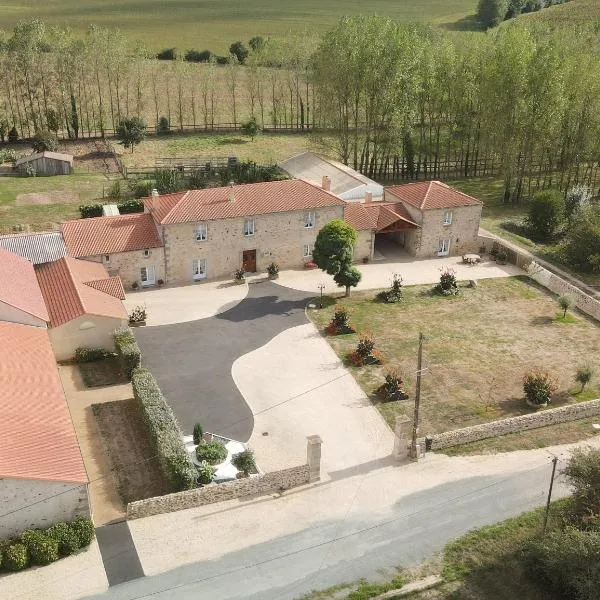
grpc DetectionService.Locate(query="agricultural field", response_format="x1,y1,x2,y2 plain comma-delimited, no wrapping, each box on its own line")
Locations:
2,0,480,53
309,277,600,452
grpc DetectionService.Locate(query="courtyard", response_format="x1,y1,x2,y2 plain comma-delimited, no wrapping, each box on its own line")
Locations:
309,276,600,447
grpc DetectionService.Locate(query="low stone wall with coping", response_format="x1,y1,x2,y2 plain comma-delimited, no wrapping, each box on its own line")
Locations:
127,464,311,519
429,399,600,450
478,234,600,322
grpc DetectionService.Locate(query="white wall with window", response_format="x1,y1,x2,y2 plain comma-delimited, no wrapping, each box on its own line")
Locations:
303,243,313,258
243,219,255,236
195,222,208,241
303,211,315,228
443,210,453,225
192,258,207,280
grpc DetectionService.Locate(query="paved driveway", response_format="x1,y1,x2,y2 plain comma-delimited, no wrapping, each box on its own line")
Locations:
134,281,311,440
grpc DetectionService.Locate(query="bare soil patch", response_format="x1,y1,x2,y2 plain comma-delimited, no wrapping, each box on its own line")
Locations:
16,190,80,205
92,399,169,504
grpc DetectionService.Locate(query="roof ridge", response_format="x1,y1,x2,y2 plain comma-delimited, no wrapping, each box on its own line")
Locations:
421,181,433,210
161,190,190,224
63,258,87,316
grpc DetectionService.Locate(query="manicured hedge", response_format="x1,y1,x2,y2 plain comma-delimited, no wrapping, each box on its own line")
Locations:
74,347,114,363
79,203,104,218
132,367,197,491
117,199,144,214
113,327,141,379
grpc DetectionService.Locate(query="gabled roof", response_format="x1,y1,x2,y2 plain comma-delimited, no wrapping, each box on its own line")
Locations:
35,257,127,327
0,248,49,322
278,152,384,200
0,231,67,265
0,322,87,483
62,213,163,258
15,151,73,166
145,179,346,225
386,181,483,210
344,202,419,232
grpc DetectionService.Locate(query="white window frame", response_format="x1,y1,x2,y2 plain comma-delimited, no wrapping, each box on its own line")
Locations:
140,265,156,286
443,210,453,225
438,239,450,256
243,218,255,237
303,243,313,258
195,222,208,241
192,258,207,281
304,211,315,228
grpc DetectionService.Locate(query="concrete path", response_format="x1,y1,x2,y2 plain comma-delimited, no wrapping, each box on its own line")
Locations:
233,323,393,474
276,255,521,295
124,279,249,326
95,522,144,587
134,281,311,440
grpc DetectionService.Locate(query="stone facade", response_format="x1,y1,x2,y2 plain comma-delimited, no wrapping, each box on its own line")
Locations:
162,206,344,285
84,248,167,290
0,478,89,538
127,464,311,519
429,399,600,450
355,230,375,262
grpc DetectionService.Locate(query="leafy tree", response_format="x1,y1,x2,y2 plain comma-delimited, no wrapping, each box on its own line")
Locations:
193,422,204,445
70,93,79,139
575,365,594,393
7,126,18,143
565,185,592,219
156,48,177,60
31,130,58,152
477,0,509,27
523,369,556,406
229,41,249,64
558,293,574,318
0,119,8,142
313,220,361,297
184,49,212,63
157,116,170,134
240,116,260,141
248,36,266,52
562,447,600,528
116,116,146,153
526,189,564,241
45,108,59,133
506,0,526,17
564,205,600,273
153,168,183,193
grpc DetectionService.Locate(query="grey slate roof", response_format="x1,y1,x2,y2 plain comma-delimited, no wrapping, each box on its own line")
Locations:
0,231,67,265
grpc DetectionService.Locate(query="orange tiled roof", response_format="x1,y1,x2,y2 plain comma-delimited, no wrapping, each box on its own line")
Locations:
0,248,49,322
62,213,163,258
0,322,87,483
386,181,482,210
145,180,345,225
344,202,419,232
36,258,128,327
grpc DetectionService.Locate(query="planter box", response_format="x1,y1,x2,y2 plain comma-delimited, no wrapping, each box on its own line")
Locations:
129,320,146,327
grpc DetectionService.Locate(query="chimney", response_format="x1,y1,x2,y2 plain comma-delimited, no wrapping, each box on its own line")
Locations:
151,188,159,197
228,182,235,203
364,191,373,204
322,175,331,192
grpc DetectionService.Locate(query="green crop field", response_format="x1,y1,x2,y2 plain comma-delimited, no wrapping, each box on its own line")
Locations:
1,0,479,52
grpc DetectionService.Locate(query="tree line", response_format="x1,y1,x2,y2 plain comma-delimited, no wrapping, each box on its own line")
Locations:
477,0,571,29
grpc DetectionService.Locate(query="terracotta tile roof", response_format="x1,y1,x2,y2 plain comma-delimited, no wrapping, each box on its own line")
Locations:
386,181,483,210
0,322,87,483
62,213,163,258
145,180,345,225
36,258,128,327
0,248,49,322
344,202,419,232
84,276,126,300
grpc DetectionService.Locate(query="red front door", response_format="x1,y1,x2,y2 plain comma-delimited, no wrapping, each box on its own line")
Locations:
242,249,257,273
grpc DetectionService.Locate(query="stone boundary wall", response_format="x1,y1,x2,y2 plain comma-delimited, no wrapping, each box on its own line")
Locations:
430,399,600,450
478,234,600,322
127,464,310,520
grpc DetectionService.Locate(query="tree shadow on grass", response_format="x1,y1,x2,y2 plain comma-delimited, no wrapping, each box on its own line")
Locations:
217,136,247,146
530,315,553,326
440,14,486,32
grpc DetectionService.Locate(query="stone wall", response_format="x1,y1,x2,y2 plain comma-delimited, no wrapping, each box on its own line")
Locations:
354,229,374,262
127,464,311,520
478,233,600,322
429,399,600,450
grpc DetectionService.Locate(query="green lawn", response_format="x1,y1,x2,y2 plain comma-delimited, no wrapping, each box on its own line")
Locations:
308,277,600,451
3,0,480,53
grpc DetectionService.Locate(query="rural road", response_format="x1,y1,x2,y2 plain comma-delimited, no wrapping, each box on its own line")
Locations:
84,455,571,600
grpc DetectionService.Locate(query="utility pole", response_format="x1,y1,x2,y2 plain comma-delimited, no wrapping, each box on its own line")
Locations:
410,332,424,460
542,456,559,535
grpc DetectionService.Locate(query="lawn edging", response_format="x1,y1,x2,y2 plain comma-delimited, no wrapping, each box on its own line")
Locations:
430,398,600,450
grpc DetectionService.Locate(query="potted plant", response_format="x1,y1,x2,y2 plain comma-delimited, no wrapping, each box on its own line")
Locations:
232,449,257,478
157,278,164,286
131,281,139,290
267,262,279,280
128,305,147,327
304,261,317,270
233,267,245,284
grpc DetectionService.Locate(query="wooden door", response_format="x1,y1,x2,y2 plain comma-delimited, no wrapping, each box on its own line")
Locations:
242,249,257,272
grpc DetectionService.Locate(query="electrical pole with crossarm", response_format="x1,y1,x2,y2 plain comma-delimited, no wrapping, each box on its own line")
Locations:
410,332,425,460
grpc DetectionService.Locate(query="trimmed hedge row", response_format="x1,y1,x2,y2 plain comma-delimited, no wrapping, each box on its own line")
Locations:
74,347,114,363
113,327,141,379
79,203,103,218
0,516,95,572
79,199,144,219
132,367,197,492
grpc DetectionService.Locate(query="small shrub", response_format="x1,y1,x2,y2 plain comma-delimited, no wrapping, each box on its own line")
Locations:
523,369,557,407
8,125,18,143
267,262,279,278
79,203,104,218
196,461,216,485
31,130,58,153
562,447,600,529
25,163,36,177
128,305,147,324
74,347,112,363
526,189,565,241
156,48,177,60
3,542,29,571
496,249,508,263
232,449,256,476
156,116,170,134
234,267,245,281
356,335,375,359
108,179,123,200
46,522,80,556
20,529,59,565
195,440,228,465
0,148,17,164
193,422,204,445
348,334,382,366
68,516,95,548
575,365,594,393
325,306,355,335
117,198,144,214
436,267,460,296
376,371,409,402
558,293,574,318
376,274,403,303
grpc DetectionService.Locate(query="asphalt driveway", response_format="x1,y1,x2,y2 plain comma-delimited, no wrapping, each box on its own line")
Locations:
134,280,311,441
